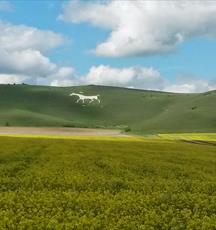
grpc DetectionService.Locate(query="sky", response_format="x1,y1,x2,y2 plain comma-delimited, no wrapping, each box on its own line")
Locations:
0,0,216,92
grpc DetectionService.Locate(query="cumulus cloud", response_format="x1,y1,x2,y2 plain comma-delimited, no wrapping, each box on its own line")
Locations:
60,0,216,57
0,21,75,85
0,14,214,93
0,21,65,52
79,65,164,90
50,67,77,87
0,49,56,76
49,64,215,93
50,64,165,89
164,79,216,93
0,74,28,84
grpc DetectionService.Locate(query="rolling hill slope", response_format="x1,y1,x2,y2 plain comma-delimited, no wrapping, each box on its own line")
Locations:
0,84,215,134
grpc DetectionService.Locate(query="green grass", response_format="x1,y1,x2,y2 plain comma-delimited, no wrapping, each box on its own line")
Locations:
0,136,216,229
1,84,216,133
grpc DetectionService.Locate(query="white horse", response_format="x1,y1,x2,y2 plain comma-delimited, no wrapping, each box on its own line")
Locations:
70,93,100,103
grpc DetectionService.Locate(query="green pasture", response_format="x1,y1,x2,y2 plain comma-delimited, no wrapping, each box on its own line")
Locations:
1,84,216,134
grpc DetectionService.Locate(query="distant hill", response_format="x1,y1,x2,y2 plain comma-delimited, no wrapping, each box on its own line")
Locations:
0,84,215,134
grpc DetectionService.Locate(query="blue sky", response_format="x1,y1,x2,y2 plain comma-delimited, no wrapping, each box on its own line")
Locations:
0,0,216,92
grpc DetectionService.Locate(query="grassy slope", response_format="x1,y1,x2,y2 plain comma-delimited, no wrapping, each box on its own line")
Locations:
0,136,216,229
0,84,216,133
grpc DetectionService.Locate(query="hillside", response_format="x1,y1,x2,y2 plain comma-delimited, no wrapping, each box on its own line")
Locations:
0,84,215,134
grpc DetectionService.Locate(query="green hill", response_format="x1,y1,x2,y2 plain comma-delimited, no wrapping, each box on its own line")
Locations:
0,84,215,134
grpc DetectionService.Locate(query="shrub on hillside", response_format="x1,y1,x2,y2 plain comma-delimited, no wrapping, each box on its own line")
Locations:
124,126,131,132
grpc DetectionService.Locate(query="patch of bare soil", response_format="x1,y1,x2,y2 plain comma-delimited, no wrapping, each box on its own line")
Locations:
0,127,127,137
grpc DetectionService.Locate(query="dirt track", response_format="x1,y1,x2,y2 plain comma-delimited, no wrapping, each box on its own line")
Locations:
0,127,127,137
183,140,216,146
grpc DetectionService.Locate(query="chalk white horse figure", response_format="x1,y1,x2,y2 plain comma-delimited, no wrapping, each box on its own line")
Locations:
70,93,100,103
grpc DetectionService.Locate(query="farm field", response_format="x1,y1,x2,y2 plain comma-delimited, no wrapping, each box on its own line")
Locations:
0,135,216,229
159,133,216,142
0,127,126,137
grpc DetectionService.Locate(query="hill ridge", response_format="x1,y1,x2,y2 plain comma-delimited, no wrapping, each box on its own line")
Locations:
0,84,215,134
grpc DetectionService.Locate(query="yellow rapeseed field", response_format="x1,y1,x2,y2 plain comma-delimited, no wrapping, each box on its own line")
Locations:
0,135,216,229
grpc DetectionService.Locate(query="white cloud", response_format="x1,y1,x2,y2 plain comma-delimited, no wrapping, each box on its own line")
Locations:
50,79,75,87
164,79,216,93
50,65,163,89
0,21,75,85
0,1,12,12
0,49,56,76
50,64,214,93
49,67,77,86
0,74,28,84
1,58,213,93
0,15,214,93
60,0,216,57
0,21,65,52
79,65,164,90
